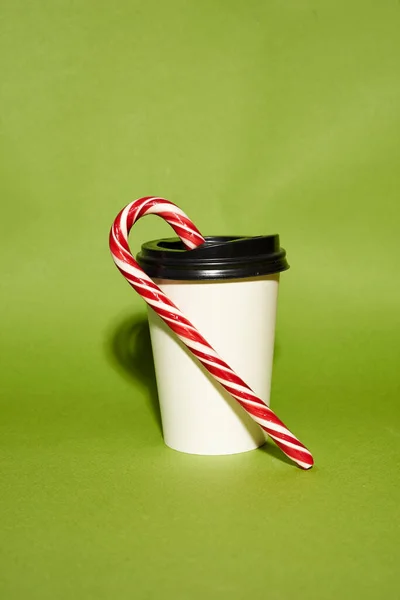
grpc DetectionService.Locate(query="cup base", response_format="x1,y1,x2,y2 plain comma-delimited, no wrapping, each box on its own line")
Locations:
163,436,267,456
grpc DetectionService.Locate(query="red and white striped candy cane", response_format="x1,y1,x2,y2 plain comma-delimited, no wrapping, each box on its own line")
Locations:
109,196,314,470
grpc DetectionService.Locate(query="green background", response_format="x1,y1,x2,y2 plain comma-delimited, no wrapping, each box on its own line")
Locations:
1,1,399,598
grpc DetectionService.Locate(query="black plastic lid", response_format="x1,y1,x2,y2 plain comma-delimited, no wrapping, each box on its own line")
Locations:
136,235,289,281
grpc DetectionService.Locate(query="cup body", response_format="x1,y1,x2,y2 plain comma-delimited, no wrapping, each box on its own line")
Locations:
147,274,280,455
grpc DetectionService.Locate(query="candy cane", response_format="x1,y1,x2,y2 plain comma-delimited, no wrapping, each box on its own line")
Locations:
109,196,314,470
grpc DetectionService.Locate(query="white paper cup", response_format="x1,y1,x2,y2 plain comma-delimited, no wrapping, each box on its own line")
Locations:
137,235,289,456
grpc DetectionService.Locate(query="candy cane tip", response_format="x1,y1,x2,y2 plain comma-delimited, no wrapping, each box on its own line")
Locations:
301,463,314,471
299,456,314,470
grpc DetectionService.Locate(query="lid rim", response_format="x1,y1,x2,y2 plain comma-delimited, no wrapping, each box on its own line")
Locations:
136,235,290,281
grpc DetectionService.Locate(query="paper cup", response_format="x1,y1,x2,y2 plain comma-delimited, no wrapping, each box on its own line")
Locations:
136,235,289,455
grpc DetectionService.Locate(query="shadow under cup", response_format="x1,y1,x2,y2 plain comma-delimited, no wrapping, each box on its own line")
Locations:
136,235,289,456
